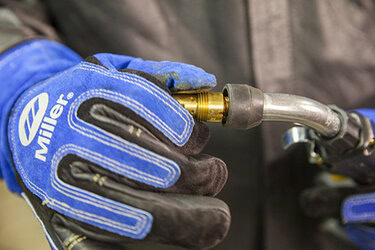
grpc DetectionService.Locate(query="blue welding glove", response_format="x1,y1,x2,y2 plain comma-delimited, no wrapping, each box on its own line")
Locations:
0,39,229,250
301,109,375,249
341,109,375,250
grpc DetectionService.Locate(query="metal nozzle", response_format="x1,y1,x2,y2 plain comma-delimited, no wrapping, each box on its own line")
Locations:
173,85,373,178
172,85,264,129
172,84,344,137
172,92,229,123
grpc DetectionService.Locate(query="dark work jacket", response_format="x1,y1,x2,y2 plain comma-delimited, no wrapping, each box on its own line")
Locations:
2,0,375,249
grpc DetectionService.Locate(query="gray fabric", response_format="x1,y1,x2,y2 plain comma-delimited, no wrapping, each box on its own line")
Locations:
0,0,58,52
0,7,29,51
2,0,375,249
250,1,375,249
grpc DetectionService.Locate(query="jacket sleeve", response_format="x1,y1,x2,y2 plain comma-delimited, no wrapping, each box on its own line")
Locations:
0,0,60,180
0,0,59,53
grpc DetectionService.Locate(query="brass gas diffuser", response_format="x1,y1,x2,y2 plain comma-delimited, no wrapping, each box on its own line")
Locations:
172,92,229,123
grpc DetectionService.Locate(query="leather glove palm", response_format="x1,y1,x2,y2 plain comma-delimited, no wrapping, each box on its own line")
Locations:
0,40,230,249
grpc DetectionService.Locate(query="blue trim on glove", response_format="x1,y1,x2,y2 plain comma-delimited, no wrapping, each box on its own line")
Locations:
0,40,82,193
342,109,375,223
356,109,375,124
77,61,194,146
0,39,213,239
346,224,375,250
6,50,203,238
343,192,375,223
94,53,217,91
341,109,375,249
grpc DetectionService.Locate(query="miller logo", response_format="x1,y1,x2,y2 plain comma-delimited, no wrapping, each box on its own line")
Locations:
19,93,49,146
18,92,73,162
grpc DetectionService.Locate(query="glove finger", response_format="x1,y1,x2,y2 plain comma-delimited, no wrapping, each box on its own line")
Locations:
18,172,127,250
54,211,186,250
20,165,229,249
118,69,211,156
300,186,358,219
76,91,227,196
301,184,375,219
82,57,210,156
51,214,183,250
91,54,217,92
51,214,124,250
52,212,189,250
59,150,227,197
345,224,375,250
58,166,231,250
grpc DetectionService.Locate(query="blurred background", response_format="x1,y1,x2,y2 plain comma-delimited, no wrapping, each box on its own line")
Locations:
0,182,49,250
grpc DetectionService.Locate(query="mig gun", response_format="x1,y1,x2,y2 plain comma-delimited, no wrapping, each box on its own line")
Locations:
173,84,375,184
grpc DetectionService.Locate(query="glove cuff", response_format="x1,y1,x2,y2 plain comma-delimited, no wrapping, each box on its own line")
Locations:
0,39,81,193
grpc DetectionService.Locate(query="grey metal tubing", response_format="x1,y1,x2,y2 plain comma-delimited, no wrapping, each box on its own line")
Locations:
263,93,341,138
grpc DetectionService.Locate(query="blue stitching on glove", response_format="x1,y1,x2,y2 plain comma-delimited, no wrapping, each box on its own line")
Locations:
68,90,180,187
78,62,194,145
346,224,375,250
7,51,198,239
4,41,205,239
343,193,375,223
0,40,82,193
52,145,177,191
9,88,153,238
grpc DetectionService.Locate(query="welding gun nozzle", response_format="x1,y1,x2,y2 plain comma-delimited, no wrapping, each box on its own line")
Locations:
172,84,264,129
172,92,229,123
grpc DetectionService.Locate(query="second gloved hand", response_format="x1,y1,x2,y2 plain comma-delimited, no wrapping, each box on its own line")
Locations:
0,40,230,249
300,109,375,249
